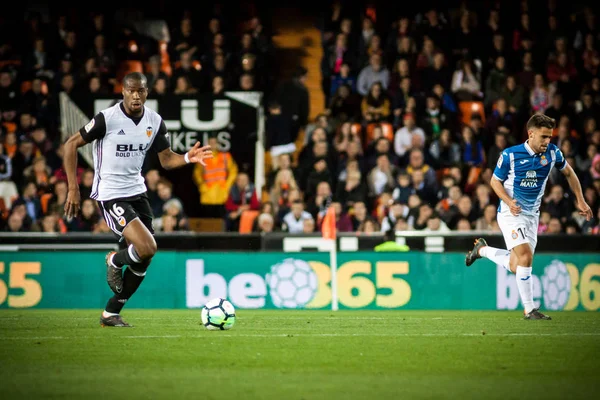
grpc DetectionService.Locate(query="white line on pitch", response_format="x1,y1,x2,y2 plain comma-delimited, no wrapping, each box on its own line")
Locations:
1,332,600,340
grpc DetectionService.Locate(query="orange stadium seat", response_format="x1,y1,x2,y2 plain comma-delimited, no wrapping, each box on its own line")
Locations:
365,122,394,147
239,210,259,234
113,60,144,93
40,193,53,215
458,101,485,126
159,41,172,76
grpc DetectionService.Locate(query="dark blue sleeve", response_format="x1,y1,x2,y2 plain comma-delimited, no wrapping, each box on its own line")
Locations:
554,146,567,170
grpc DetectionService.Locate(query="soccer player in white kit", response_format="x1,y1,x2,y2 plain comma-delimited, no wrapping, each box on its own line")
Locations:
63,72,214,327
465,114,593,319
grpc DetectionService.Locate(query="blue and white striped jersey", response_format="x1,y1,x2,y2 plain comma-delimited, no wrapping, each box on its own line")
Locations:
493,141,567,215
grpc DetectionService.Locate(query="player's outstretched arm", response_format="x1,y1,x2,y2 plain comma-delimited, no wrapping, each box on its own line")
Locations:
561,164,593,221
63,132,88,219
157,142,213,170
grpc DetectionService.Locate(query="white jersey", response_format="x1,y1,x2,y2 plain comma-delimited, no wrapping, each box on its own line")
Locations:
80,102,169,201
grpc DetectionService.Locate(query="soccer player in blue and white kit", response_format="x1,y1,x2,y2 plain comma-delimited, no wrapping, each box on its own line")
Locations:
465,114,593,319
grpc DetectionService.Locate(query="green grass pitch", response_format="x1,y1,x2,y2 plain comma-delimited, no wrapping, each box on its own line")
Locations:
0,310,599,400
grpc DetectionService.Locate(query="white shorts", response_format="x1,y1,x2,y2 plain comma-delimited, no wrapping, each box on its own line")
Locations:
497,211,539,252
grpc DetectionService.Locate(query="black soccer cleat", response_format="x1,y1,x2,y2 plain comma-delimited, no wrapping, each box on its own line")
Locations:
465,238,488,267
100,314,132,327
105,251,123,295
524,308,552,320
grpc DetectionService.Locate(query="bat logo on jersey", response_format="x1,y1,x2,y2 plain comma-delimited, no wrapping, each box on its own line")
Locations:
146,126,153,137
115,143,151,157
520,170,538,188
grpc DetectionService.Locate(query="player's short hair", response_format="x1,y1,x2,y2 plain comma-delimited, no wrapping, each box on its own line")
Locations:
526,114,556,131
122,72,147,88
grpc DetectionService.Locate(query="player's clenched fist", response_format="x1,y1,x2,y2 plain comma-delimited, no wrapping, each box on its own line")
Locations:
508,199,521,216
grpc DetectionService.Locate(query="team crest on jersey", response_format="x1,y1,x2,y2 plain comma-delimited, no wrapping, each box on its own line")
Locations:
117,216,126,227
511,230,518,240
540,155,548,166
146,126,153,137
84,119,95,132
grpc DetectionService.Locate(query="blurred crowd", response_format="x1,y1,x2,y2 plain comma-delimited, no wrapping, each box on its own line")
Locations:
259,0,600,235
0,3,274,233
1,1,600,236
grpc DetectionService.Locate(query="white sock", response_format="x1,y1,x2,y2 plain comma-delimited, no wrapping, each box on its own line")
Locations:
479,246,511,272
516,266,535,313
102,311,119,317
109,254,121,269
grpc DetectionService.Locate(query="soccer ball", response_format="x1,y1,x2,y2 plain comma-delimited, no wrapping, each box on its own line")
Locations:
201,298,236,330
541,260,571,311
265,258,318,309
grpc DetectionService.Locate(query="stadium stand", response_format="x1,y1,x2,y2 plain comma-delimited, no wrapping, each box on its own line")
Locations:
0,1,599,235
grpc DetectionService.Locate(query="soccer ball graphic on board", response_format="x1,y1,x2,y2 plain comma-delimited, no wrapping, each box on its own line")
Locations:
266,258,319,309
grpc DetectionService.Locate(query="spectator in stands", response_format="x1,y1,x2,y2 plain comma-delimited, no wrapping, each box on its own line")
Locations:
23,155,51,193
4,210,24,232
394,113,425,159
546,217,563,234
474,203,497,232
16,182,42,223
169,17,200,63
323,34,355,101
429,128,461,169
145,55,169,92
381,201,410,232
330,62,357,99
192,134,238,218
327,83,361,123
162,198,189,232
356,53,390,96
276,66,309,141
361,82,391,123
254,212,275,233
11,138,36,188
530,73,551,113
447,195,477,229
406,148,437,191
67,198,100,232
484,56,507,107
367,154,397,198
421,94,451,139
265,100,295,168
282,199,313,234
304,156,333,202
0,143,18,209
451,57,482,101
335,169,367,209
334,121,363,156
269,168,299,215
350,200,369,230
543,184,573,224
224,171,260,232
460,126,485,168
500,75,526,116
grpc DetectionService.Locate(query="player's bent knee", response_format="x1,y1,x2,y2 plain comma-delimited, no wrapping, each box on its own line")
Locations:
136,240,157,260
518,252,533,267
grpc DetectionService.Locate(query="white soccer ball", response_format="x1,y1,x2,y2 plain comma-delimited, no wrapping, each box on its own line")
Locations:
201,298,236,330
541,260,571,311
265,258,318,308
